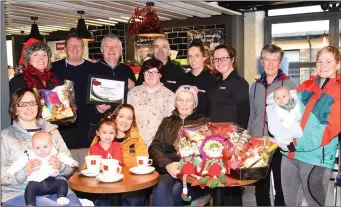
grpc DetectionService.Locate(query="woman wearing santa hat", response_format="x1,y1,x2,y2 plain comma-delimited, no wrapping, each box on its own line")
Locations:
9,39,61,95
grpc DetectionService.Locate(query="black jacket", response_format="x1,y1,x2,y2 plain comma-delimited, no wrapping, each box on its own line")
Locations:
207,69,250,129
52,59,98,126
181,69,217,116
136,60,185,93
149,109,209,174
9,73,57,96
93,60,137,116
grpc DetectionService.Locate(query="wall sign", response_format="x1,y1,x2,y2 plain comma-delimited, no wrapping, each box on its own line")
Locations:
187,29,225,53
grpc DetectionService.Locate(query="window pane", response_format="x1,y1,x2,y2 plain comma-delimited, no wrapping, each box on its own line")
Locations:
272,20,328,85
268,6,323,16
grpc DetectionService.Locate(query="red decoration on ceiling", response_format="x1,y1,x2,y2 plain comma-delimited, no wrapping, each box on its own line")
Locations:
128,2,160,36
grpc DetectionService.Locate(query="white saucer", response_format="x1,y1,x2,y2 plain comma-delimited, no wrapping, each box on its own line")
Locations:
96,173,124,183
130,166,155,175
80,169,100,177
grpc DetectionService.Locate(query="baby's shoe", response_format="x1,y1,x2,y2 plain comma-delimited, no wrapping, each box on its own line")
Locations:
57,197,70,206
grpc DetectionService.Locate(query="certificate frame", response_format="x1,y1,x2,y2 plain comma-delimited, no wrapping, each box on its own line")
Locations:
86,75,126,105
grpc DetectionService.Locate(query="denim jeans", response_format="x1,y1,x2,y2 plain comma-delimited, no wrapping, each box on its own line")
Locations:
152,174,206,206
3,190,81,206
94,191,146,206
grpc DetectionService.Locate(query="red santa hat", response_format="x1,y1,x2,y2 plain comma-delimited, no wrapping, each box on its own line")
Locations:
18,38,40,66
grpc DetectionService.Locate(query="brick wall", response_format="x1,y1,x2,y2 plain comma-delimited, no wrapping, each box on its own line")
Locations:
164,24,225,59
88,24,126,61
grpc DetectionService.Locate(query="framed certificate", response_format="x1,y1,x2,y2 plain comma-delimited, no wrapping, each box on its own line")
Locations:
87,75,125,104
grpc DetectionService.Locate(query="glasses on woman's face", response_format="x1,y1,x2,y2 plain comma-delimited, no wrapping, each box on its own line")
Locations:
17,101,38,107
144,71,160,76
212,56,231,63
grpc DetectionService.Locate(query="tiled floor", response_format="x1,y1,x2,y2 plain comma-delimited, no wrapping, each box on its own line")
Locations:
241,181,340,206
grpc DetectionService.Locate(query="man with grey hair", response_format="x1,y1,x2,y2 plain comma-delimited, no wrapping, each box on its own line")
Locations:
136,37,185,92
94,34,136,114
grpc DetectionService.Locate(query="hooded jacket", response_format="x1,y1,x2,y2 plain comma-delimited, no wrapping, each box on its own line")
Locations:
286,74,340,169
266,90,303,147
247,69,296,137
1,119,74,203
148,109,209,174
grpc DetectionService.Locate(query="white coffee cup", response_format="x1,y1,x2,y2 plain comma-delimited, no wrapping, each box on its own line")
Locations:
101,159,122,177
85,155,101,174
136,156,153,168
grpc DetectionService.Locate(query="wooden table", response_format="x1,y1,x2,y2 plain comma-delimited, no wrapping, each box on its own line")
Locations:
185,175,257,206
69,167,159,206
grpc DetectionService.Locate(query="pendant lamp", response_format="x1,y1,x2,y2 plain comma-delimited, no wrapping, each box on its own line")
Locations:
24,16,44,42
76,11,95,41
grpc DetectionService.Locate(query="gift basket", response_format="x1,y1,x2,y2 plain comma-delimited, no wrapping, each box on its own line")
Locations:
175,122,277,190
38,80,77,125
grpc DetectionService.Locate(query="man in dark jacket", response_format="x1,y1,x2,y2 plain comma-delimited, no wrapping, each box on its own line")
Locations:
52,34,97,166
93,34,136,115
136,37,185,92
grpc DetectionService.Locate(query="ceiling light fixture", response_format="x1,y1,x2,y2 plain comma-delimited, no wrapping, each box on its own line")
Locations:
128,2,165,37
24,16,44,42
76,10,95,41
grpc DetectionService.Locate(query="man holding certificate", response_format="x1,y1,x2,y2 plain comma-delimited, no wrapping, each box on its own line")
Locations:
91,34,136,118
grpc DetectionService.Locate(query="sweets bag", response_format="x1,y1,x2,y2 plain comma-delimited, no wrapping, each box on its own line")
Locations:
39,80,77,125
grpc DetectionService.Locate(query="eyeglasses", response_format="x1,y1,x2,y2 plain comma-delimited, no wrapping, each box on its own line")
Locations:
212,56,231,63
144,71,160,76
17,101,38,107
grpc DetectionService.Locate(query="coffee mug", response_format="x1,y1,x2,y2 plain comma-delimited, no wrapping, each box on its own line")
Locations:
136,156,153,168
85,155,101,174
101,158,122,177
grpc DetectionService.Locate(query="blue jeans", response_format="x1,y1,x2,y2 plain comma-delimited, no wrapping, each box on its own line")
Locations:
152,174,205,206
94,190,146,206
3,190,81,206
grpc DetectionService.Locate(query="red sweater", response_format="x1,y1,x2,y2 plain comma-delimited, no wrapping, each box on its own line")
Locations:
89,142,123,165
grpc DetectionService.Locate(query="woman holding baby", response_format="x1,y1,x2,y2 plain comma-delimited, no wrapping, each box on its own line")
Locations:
248,44,296,206
281,46,340,206
1,88,81,206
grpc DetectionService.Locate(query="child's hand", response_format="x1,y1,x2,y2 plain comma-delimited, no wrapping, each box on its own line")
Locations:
50,169,59,177
70,161,79,168
4,173,13,179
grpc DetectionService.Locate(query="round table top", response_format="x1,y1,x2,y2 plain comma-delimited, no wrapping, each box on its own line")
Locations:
184,174,257,187
69,167,159,194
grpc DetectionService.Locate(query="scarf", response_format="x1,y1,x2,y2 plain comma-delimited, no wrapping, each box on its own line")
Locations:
259,69,284,88
279,98,295,112
23,64,61,90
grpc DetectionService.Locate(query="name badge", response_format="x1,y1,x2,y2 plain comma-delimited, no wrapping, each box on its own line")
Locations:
219,86,226,89
167,80,176,84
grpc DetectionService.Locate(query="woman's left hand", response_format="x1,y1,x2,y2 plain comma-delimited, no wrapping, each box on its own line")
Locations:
49,156,62,170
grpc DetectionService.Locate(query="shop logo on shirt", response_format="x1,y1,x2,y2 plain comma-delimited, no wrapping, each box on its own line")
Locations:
219,86,226,90
167,80,176,84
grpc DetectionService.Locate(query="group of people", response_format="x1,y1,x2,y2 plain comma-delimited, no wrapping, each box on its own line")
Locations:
1,31,340,207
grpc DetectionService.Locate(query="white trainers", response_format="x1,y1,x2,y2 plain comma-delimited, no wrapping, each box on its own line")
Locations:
57,197,70,206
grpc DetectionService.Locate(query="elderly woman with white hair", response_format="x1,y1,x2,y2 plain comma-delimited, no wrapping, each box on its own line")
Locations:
149,85,209,206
